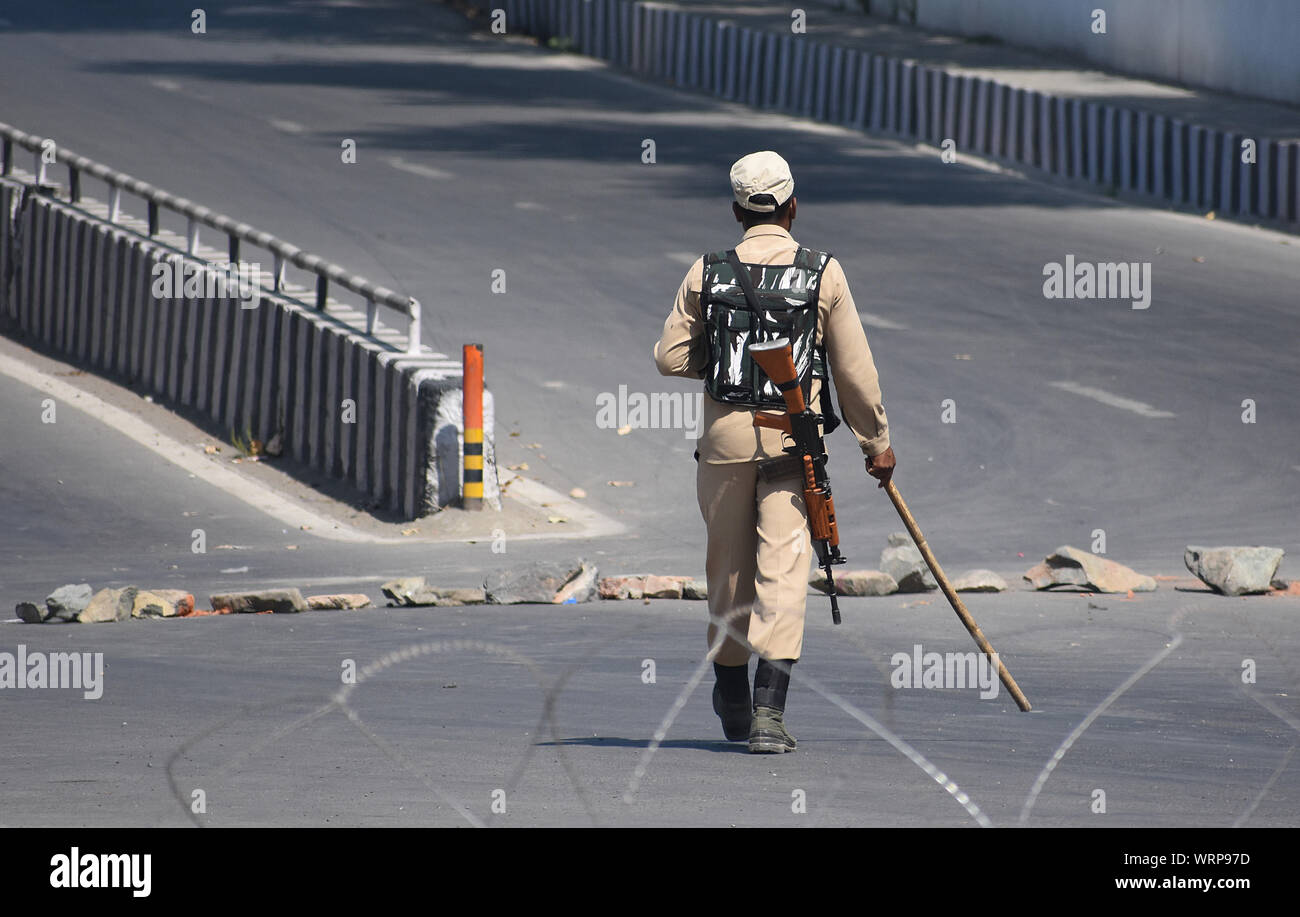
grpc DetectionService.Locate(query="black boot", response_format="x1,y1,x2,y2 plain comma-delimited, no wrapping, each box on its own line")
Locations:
749,658,797,753
712,661,752,741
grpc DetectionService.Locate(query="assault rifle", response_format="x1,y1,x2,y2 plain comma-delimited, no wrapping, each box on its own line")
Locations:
747,345,1033,709
749,338,846,625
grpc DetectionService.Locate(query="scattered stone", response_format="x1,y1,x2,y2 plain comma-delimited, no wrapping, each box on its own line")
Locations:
45,584,93,622
596,576,705,600
952,570,1007,593
1023,561,1086,590
209,588,308,614
381,578,486,606
1184,545,1285,597
643,575,688,600
304,594,371,610
881,535,937,592
154,590,195,616
16,602,44,624
599,576,645,600
433,588,488,605
569,487,587,499
810,569,898,596
1024,546,1156,593
484,560,597,604
130,589,192,618
180,606,231,617
382,577,435,605
80,586,139,623
382,579,419,604
553,562,599,604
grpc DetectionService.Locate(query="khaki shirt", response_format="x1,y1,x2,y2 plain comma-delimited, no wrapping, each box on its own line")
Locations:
653,225,890,463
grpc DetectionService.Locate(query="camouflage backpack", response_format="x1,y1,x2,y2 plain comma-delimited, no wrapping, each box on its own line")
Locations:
700,247,840,431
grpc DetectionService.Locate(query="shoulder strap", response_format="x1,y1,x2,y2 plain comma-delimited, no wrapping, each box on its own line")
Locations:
817,348,841,434
724,250,759,305
794,248,832,274
811,250,840,433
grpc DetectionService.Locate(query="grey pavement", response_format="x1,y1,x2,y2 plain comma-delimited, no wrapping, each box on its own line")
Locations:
0,0,1297,826
2,588,1297,827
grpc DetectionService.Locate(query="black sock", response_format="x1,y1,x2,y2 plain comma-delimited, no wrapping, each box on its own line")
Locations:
713,661,749,703
753,658,795,712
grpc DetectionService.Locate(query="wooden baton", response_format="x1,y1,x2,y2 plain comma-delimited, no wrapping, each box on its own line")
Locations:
883,479,1032,712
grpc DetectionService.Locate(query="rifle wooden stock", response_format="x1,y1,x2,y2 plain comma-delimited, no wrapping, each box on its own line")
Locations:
749,343,808,415
749,338,845,624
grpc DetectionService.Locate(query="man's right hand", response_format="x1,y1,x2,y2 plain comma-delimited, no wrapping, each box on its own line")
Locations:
866,446,896,488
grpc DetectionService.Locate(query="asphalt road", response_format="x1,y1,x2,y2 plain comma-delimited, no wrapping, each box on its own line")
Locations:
0,0,1297,827
4,589,1298,828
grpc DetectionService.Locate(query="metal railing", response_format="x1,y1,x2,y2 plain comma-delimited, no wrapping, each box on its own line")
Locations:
0,121,423,354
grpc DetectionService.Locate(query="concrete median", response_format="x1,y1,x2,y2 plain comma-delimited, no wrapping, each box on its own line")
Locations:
0,176,499,519
467,0,1299,229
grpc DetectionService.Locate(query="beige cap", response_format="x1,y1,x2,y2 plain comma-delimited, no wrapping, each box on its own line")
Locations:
730,151,794,212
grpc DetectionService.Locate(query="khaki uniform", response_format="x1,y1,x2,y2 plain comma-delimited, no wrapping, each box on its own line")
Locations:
654,224,890,665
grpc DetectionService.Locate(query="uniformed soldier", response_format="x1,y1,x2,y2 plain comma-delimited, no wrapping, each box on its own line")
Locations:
653,151,895,753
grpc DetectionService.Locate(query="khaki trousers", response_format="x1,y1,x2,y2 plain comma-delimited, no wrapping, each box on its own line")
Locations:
696,459,812,666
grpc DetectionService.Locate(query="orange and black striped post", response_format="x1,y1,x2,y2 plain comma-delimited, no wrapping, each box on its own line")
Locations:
462,343,484,511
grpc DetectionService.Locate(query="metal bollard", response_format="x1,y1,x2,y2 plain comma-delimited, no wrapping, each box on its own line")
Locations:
462,343,484,510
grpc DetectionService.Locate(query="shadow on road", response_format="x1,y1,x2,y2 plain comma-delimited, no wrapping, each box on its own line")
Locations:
538,736,748,753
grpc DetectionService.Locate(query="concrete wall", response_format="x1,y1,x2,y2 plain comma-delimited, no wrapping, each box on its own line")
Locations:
469,0,1299,227
910,0,1300,108
0,179,499,518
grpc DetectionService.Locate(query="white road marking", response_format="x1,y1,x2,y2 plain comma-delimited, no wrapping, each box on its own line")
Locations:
841,146,910,159
665,252,699,266
515,201,544,210
0,352,383,541
498,470,625,539
386,156,452,180
541,380,567,389
1050,381,1175,418
269,574,396,587
858,311,908,331
150,78,183,92
268,118,305,134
